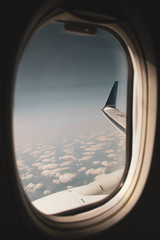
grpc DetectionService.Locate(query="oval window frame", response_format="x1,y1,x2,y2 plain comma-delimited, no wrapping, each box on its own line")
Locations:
11,8,157,239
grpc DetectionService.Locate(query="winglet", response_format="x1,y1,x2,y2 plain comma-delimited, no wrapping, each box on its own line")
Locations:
102,81,126,134
103,81,118,109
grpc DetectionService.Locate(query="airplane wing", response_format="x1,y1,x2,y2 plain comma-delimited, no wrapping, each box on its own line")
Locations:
102,81,126,134
32,169,123,215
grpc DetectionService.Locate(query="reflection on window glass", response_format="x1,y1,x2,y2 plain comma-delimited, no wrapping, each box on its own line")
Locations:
13,21,128,214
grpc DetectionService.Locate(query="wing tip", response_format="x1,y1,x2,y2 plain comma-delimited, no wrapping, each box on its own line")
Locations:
103,81,118,109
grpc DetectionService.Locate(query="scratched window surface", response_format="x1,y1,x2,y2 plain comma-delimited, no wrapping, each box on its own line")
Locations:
13,22,127,203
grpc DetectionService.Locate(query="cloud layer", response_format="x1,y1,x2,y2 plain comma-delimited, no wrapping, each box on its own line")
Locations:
15,127,126,201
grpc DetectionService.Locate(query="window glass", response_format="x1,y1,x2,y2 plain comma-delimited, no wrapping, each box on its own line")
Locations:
13,22,128,214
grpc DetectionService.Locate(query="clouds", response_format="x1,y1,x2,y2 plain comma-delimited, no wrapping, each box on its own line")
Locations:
78,156,92,162
59,160,73,167
106,153,118,158
93,161,100,165
59,155,75,161
82,151,95,156
63,148,74,155
15,126,126,202
38,163,58,170
44,190,51,195
21,173,33,180
86,167,106,176
41,169,58,177
101,161,117,167
42,158,56,163
25,183,43,193
84,143,105,152
16,159,28,171
39,153,55,160
53,173,76,184
96,136,108,142
78,167,86,172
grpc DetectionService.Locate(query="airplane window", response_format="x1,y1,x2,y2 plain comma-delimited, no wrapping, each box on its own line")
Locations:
13,21,128,215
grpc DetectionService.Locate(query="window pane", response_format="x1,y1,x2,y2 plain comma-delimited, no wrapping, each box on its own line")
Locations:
13,22,128,214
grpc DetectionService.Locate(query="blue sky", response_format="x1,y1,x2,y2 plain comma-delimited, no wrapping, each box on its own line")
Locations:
14,22,128,143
